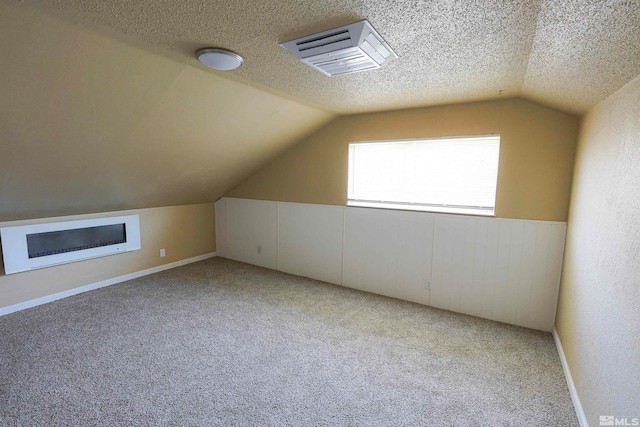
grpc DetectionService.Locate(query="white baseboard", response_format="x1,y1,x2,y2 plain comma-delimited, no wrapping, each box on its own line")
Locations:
0,252,217,317
553,327,589,427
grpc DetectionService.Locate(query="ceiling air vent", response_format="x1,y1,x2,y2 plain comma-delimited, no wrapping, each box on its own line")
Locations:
280,20,397,77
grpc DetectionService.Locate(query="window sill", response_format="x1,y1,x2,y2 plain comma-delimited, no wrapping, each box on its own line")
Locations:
346,201,495,217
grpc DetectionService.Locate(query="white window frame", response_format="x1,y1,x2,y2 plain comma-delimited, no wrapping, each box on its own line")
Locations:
347,135,500,216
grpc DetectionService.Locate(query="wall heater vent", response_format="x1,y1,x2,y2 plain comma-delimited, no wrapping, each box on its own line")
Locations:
0,215,141,275
280,20,397,77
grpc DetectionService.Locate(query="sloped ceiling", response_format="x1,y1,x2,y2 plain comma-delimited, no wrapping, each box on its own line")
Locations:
0,1,334,221
3,0,640,221
27,0,640,115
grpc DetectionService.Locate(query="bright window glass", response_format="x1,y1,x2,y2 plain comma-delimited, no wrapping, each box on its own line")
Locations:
347,136,500,215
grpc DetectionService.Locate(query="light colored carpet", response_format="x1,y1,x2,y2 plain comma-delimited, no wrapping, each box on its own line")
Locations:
0,257,577,426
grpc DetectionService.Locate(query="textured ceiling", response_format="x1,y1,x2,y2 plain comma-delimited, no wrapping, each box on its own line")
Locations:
522,0,640,114
25,0,640,114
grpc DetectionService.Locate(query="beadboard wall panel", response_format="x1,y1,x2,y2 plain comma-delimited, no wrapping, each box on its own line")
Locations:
431,216,566,331
217,198,566,331
214,198,228,258
342,208,433,306
278,203,344,285
226,198,278,269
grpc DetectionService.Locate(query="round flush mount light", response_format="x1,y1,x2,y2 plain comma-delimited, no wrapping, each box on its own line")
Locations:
196,48,243,71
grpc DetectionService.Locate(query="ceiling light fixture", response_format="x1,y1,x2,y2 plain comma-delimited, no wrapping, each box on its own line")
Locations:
196,48,243,71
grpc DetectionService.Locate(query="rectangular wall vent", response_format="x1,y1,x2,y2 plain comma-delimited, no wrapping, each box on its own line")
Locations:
0,215,141,275
280,20,397,77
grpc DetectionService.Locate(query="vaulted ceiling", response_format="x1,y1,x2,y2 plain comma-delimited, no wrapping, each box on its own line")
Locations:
30,0,640,114
2,0,639,221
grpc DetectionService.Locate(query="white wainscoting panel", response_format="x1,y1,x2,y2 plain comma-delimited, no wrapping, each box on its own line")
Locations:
532,223,567,331
430,215,566,331
342,207,433,306
217,198,567,332
214,198,228,258
226,198,278,269
278,203,344,285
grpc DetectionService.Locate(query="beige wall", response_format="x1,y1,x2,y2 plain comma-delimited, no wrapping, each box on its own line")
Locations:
0,203,215,309
227,98,578,221
555,76,640,424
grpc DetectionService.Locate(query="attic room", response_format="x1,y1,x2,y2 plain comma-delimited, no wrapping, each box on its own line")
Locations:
0,0,638,425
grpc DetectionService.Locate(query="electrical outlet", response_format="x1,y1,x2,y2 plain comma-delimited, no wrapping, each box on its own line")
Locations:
257,245,262,254
160,249,166,257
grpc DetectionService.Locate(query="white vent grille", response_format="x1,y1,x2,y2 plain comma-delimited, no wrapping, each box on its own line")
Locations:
280,20,397,77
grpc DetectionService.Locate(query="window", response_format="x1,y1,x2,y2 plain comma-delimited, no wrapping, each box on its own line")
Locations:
347,135,500,216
